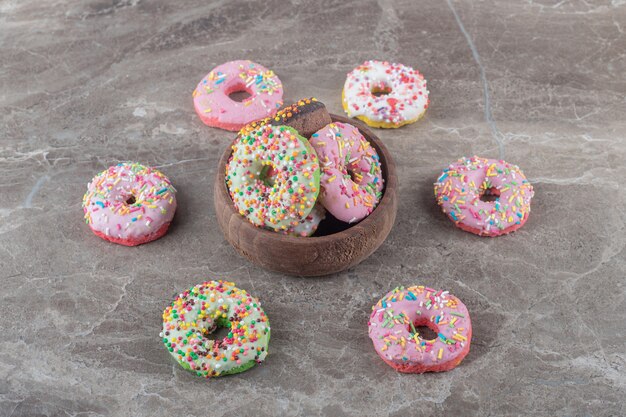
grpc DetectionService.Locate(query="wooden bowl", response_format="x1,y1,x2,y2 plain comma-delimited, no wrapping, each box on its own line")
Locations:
214,114,398,276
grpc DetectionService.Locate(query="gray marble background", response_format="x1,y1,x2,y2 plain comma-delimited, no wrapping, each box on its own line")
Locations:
1,0,625,416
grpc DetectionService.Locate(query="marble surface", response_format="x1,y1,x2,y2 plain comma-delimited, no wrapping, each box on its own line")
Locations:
1,0,625,415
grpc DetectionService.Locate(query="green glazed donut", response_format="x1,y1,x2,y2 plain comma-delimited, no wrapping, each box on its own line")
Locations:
226,124,321,231
161,280,270,378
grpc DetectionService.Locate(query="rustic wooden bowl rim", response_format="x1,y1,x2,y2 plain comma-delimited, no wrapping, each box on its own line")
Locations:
217,114,397,244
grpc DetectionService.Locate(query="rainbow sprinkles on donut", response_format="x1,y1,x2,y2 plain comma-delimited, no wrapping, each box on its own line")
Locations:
369,285,472,373
193,60,284,131
82,162,177,246
434,156,534,236
161,280,270,378
343,60,430,128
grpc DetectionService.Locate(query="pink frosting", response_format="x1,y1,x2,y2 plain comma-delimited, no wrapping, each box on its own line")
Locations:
368,286,472,371
309,122,384,223
82,163,177,241
434,156,534,236
192,60,283,131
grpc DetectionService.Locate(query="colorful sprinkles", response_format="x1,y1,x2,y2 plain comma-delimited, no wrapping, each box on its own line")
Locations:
283,203,326,237
434,156,534,236
193,60,283,131
368,285,472,373
226,124,321,231
309,122,384,223
342,60,429,128
161,280,270,378
238,97,322,137
82,162,176,244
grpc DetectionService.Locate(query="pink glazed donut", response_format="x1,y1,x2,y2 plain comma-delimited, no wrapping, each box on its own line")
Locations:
82,162,177,246
434,156,534,237
309,122,384,223
192,60,283,131
368,285,472,373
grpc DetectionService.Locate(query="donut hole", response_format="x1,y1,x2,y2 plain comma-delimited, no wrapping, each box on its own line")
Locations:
410,319,438,342
205,325,231,342
125,195,137,205
479,187,501,202
347,169,359,184
228,89,252,103
261,164,278,187
371,82,392,97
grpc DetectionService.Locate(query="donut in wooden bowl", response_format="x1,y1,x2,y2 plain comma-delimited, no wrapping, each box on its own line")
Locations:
214,114,398,276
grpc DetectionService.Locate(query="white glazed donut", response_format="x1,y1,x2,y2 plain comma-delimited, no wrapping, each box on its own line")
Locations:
342,60,429,128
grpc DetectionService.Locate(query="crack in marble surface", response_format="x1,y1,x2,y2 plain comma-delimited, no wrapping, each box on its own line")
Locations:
21,174,49,208
446,0,506,159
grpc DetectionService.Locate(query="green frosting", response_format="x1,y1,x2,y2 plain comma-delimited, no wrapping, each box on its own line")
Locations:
161,280,270,378
226,125,321,231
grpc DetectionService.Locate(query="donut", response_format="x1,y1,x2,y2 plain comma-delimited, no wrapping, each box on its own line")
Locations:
342,60,429,128
284,204,326,237
368,285,472,373
309,122,384,223
434,156,534,236
193,60,283,131
239,97,332,139
161,280,270,378
82,162,177,246
268,98,332,138
226,124,321,231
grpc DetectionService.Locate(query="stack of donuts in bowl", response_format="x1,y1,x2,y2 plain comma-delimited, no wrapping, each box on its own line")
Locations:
227,98,384,236
214,98,398,276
